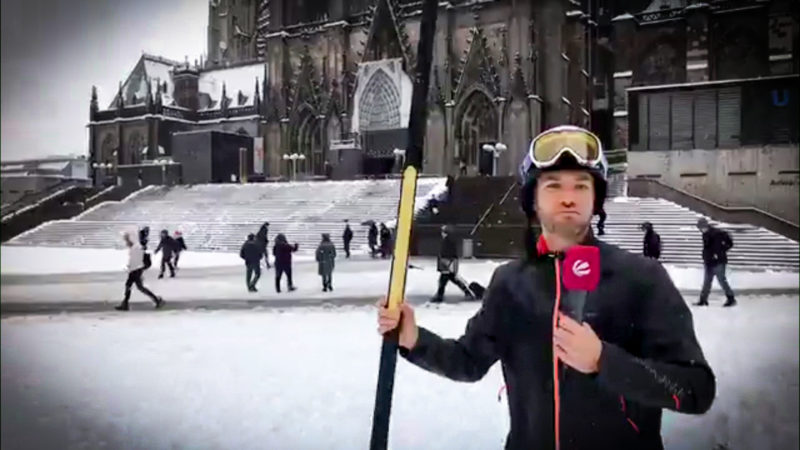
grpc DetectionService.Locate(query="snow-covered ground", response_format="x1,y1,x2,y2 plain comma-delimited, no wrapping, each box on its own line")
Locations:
0,246,314,275
1,247,796,311
2,295,797,449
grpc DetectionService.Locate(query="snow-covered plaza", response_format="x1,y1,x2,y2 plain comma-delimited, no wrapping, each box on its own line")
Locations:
1,246,798,449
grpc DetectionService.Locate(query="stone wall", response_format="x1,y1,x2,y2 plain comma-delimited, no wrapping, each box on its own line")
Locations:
628,145,800,223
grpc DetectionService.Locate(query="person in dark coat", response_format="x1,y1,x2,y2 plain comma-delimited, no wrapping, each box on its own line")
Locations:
256,222,271,269
154,229,176,279
342,220,353,258
596,207,607,236
376,129,715,449
695,218,736,307
431,225,473,303
172,230,187,269
115,231,163,311
273,233,298,292
138,226,150,250
240,233,262,292
368,223,379,258
316,233,337,291
379,223,392,259
641,221,661,260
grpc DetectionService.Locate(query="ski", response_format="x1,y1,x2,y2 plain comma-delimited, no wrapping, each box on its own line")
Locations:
369,0,439,448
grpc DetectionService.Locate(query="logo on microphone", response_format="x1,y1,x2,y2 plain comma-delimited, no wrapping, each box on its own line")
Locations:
572,259,590,277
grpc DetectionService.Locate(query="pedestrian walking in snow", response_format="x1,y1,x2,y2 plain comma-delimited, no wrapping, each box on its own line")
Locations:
343,220,353,258
641,221,661,260
155,229,177,279
115,232,163,311
596,207,607,236
138,226,150,250
368,222,379,258
430,225,473,303
379,223,392,259
695,218,736,307
240,233,262,292
173,231,187,269
273,233,298,292
376,126,715,449
256,222,271,269
316,233,337,292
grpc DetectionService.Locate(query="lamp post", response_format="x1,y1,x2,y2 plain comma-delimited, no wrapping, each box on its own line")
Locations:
481,142,508,176
392,148,406,173
282,153,306,180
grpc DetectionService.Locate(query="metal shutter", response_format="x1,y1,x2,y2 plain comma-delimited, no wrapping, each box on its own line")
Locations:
671,91,694,150
717,86,741,148
648,93,670,150
633,93,649,151
693,89,717,149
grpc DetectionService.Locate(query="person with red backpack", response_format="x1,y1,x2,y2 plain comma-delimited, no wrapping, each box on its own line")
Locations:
376,125,715,449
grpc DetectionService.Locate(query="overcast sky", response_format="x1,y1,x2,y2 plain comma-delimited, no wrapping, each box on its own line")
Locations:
1,0,207,161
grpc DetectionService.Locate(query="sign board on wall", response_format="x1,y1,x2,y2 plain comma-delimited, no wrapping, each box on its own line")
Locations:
253,137,264,174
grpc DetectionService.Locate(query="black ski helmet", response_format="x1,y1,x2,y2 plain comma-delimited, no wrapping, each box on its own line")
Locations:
518,125,608,221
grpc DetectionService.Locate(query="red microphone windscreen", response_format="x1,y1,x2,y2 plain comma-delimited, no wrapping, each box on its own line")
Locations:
562,245,601,291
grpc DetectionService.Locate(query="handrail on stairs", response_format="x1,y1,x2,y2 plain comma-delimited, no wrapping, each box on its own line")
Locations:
470,181,518,236
628,178,799,242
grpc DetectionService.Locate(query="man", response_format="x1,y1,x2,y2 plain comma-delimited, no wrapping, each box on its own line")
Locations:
154,229,177,279
379,223,392,259
368,222,379,258
343,220,353,258
273,233,299,292
596,207,607,236
431,225,474,303
377,125,715,449
138,225,150,250
115,231,164,311
695,217,736,307
256,222,271,269
641,221,662,260
240,233,262,292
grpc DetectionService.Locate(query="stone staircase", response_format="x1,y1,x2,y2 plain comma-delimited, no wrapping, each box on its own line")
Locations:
7,178,446,254
472,188,799,270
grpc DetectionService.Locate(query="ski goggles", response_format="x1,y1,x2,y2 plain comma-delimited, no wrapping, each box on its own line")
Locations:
519,126,604,181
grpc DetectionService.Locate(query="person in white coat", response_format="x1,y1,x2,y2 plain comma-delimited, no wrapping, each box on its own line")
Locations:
115,232,164,311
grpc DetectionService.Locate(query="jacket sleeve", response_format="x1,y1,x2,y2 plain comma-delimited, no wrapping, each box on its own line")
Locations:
721,230,734,251
596,261,716,414
399,267,505,382
155,240,162,254
240,245,246,260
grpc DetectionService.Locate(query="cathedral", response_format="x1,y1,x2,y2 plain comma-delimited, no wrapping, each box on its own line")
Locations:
87,0,798,183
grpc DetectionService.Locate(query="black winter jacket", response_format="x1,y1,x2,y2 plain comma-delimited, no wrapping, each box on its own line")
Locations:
439,234,459,259
702,226,734,266
643,229,661,259
175,237,187,252
155,236,177,258
401,238,715,450
343,226,353,243
273,241,299,269
240,240,262,266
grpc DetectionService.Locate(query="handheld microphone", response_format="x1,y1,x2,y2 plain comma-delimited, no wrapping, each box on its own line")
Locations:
560,245,601,322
